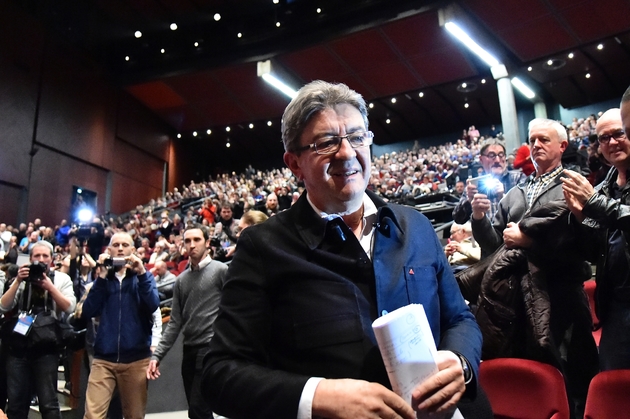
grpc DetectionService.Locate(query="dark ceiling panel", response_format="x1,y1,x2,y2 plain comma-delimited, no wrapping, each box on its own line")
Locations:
552,0,630,42
499,16,576,62
280,46,348,83
408,50,477,86
357,62,421,97
126,81,187,110
379,11,451,58
464,0,552,35
329,29,401,73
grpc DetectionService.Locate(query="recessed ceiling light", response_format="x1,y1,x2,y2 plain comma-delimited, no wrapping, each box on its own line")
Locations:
177,133,181,139
464,103,469,108
214,13,221,21
193,131,198,137
226,127,231,132
273,0,279,3
462,82,467,88
528,66,533,71
597,44,603,50
206,129,212,135
194,42,199,47
226,142,231,148
481,79,486,84
568,52,574,59
276,22,281,27
386,119,391,124
547,60,553,66
586,73,591,78
237,32,242,38
267,121,272,126
134,31,142,38
170,23,177,31
125,56,130,61
161,48,165,54
419,92,424,97
249,123,254,129
317,8,322,13
369,103,374,108
391,98,396,104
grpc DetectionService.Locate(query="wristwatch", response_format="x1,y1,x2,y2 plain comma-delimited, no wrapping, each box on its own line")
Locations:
456,353,473,385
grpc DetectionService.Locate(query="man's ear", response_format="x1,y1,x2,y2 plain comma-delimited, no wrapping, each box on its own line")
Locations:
284,152,303,181
560,140,568,153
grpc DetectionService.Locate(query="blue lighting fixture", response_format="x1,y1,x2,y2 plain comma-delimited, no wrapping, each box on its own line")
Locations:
257,60,297,99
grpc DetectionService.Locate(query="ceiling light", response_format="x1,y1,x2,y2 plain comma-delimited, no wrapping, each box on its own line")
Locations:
170,23,177,31
511,77,536,99
226,142,231,148
226,127,231,132
444,22,500,67
464,103,469,108
527,66,532,71
249,123,254,129
267,121,272,126
177,133,181,139
257,60,297,99
461,82,467,88
317,8,322,13
369,103,374,108
276,22,281,27
481,79,486,84
206,129,212,135
386,119,391,124
273,0,279,3
586,73,591,78
419,92,424,97
568,52,574,59
193,131,198,137
194,42,199,47
237,32,242,38
597,44,603,50
134,31,142,38
125,56,130,61
391,98,397,103
214,13,221,21
547,60,553,66
161,48,165,54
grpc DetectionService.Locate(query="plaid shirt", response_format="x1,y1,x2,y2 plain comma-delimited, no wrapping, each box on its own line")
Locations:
526,165,563,207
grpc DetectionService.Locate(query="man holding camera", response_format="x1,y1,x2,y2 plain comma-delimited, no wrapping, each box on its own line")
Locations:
0,241,76,419
81,232,159,419
453,138,525,226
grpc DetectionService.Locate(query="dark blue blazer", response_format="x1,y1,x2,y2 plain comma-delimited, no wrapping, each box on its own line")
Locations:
204,191,481,418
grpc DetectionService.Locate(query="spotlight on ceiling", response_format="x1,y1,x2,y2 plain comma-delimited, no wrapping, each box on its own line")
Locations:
134,31,142,38
170,23,177,31
511,77,536,99
214,13,221,21
257,60,297,99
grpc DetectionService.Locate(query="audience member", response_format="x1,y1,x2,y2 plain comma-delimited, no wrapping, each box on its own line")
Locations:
147,225,227,419
513,142,536,176
561,104,630,371
463,118,598,417
444,222,480,271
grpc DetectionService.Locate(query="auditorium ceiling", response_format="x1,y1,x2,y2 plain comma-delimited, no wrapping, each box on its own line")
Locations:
21,0,630,147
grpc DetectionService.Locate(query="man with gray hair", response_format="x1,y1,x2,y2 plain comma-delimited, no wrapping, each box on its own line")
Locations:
0,241,75,419
465,117,598,417
204,80,489,418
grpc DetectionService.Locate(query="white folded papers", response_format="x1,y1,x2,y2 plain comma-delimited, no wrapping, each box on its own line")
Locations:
372,304,464,419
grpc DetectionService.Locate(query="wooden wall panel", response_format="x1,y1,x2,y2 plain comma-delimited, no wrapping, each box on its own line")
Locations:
0,184,24,227
110,173,162,215
27,148,108,227
111,137,164,190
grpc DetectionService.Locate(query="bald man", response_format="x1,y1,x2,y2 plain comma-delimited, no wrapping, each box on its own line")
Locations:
81,233,159,419
563,101,630,371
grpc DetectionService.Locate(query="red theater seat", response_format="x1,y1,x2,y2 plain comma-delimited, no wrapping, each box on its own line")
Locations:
584,369,630,419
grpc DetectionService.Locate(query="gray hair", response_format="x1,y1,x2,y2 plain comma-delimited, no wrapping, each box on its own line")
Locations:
528,118,567,143
479,138,506,156
281,80,368,153
622,84,630,104
30,240,54,257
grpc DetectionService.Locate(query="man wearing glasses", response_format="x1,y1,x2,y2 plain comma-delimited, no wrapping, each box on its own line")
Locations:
562,102,630,371
203,81,490,419
453,138,525,226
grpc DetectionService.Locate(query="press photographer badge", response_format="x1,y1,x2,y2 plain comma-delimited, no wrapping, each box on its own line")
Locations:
14,312,34,336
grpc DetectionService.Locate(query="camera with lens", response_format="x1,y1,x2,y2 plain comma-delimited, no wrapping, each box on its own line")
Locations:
102,257,127,270
210,236,229,261
27,261,49,283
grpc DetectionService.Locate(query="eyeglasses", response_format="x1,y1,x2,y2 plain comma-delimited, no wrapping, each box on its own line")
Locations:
294,131,374,155
481,152,506,159
598,130,627,144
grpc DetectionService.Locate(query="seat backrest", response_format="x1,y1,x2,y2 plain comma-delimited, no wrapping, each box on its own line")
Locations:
479,358,570,419
177,259,189,273
584,370,630,419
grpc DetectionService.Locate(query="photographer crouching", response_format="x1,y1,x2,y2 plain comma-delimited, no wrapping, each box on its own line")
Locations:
0,241,76,419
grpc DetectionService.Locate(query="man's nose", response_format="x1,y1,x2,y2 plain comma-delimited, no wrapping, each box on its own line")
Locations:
335,137,357,157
